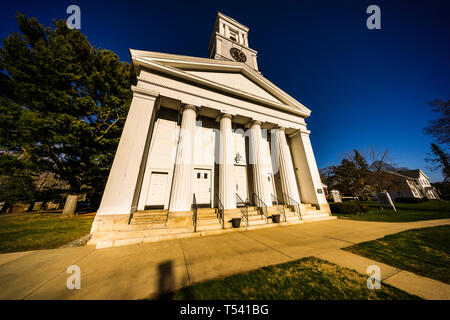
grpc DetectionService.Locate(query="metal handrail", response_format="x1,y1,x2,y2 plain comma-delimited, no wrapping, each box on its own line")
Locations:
253,192,269,223
283,192,302,220
235,193,249,227
272,194,286,222
215,193,225,229
192,193,198,232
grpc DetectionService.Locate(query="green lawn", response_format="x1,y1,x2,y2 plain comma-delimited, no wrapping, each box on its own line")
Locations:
153,257,419,300
334,200,450,222
0,212,95,253
344,226,450,284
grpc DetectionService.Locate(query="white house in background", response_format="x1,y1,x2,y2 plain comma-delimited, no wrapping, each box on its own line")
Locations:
368,169,439,200
397,170,440,200
89,12,333,248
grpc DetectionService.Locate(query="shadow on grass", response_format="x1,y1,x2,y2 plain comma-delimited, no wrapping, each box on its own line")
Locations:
151,257,420,300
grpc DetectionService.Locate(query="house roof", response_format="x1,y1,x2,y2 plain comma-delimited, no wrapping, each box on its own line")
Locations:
383,171,414,180
397,169,429,180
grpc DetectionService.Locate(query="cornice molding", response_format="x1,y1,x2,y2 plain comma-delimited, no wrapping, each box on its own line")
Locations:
130,52,311,117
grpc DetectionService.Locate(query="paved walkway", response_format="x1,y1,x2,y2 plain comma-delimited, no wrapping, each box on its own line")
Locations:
0,218,449,300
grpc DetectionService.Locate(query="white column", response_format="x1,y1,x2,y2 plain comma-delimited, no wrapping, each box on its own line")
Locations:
289,129,330,213
249,121,272,205
96,86,158,216
274,127,301,205
219,114,236,209
169,105,197,212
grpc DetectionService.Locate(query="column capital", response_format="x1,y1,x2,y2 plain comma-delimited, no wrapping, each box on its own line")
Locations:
247,120,262,128
131,86,159,101
216,112,233,122
276,126,286,131
181,104,198,114
288,127,310,138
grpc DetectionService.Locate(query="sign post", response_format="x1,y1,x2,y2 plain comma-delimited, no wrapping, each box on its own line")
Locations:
376,192,397,212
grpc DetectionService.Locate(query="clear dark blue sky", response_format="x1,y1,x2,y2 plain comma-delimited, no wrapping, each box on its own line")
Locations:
1,0,449,181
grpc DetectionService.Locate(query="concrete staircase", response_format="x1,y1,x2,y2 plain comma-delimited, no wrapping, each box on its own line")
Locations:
89,203,335,249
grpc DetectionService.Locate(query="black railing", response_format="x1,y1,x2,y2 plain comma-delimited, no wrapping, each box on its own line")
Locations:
253,192,269,223
235,193,249,227
192,193,198,232
215,193,225,229
272,194,286,222
283,192,302,220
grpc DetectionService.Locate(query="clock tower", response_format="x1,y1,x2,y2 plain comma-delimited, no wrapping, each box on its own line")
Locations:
208,12,259,71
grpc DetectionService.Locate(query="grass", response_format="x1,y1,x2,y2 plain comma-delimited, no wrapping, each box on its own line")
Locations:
334,200,450,222
0,211,95,253
153,257,420,300
344,226,450,284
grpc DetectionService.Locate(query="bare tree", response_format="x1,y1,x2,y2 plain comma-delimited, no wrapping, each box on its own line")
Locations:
368,147,394,192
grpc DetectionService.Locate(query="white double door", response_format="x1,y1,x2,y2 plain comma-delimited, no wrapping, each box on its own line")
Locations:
193,168,212,205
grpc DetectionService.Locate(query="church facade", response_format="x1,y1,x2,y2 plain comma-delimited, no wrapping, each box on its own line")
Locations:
89,13,333,248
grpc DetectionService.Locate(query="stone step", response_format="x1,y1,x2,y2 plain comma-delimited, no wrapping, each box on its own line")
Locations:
135,209,168,215
301,213,331,220
196,207,216,214
284,215,301,222
197,217,221,225
197,213,219,219
90,215,338,249
247,219,269,227
126,222,168,230
196,224,223,232
132,215,167,222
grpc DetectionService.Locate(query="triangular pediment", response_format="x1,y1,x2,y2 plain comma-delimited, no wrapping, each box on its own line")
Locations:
129,49,311,116
185,70,283,104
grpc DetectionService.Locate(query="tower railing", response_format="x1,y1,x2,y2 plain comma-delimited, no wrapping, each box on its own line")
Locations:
283,192,302,220
253,192,269,223
235,193,249,227
215,193,225,229
272,193,286,222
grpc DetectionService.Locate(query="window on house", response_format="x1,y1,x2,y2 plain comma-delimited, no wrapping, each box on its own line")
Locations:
197,173,201,179
204,173,208,179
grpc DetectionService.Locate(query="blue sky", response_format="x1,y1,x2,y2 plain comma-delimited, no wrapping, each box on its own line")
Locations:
1,0,449,181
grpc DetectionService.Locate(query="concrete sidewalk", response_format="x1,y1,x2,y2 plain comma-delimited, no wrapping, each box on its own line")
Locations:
316,249,450,300
0,218,449,299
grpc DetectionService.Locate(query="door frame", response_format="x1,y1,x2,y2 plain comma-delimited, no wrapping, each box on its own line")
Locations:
143,169,172,210
234,164,249,202
193,165,214,208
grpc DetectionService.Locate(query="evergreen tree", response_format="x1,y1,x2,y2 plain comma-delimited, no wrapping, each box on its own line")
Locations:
0,14,135,215
424,99,449,146
428,143,450,182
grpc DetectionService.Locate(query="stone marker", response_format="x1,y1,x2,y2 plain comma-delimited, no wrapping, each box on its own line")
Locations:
376,192,397,212
330,190,342,203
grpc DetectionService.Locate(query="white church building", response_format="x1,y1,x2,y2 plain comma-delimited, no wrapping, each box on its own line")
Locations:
89,13,334,248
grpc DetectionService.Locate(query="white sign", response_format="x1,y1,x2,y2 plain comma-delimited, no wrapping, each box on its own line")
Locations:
376,192,397,212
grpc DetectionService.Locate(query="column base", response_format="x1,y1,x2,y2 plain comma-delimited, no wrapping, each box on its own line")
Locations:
90,214,130,233
319,203,331,215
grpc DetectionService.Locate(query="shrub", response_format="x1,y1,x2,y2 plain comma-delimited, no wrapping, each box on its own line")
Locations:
394,197,423,203
329,202,361,214
357,203,369,213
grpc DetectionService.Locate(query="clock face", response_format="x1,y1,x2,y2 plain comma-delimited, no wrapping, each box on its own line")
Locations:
230,48,247,63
